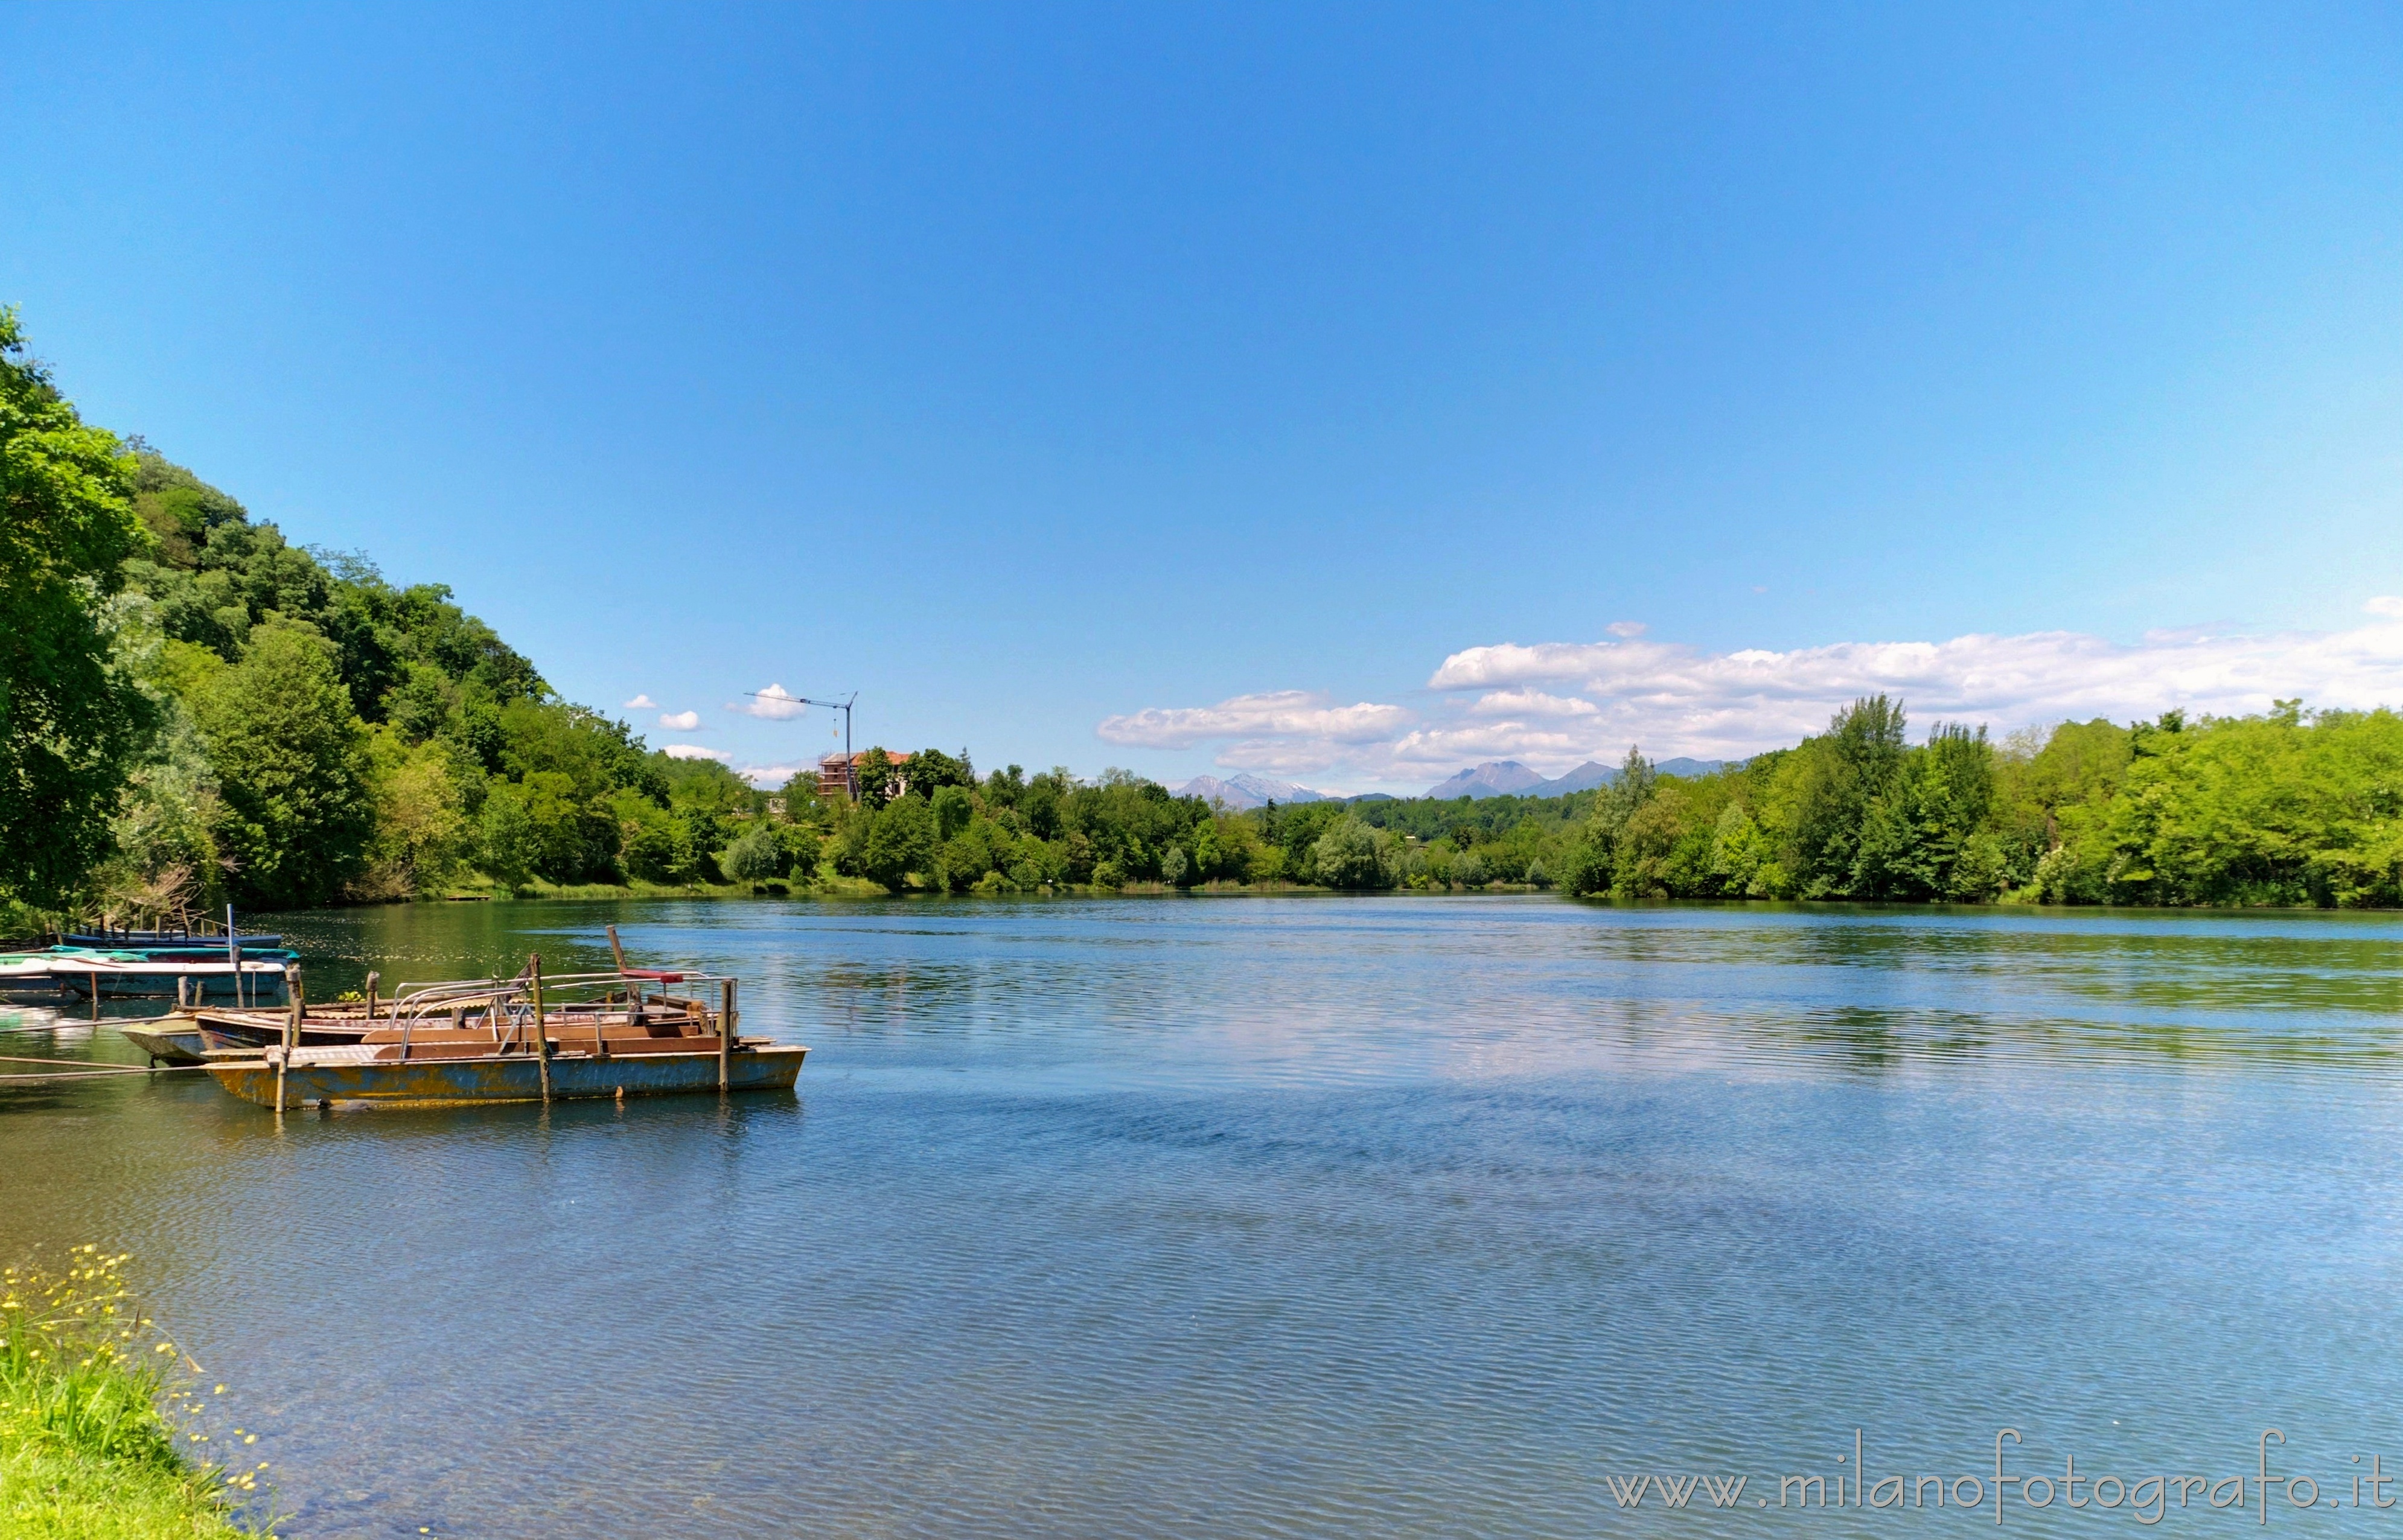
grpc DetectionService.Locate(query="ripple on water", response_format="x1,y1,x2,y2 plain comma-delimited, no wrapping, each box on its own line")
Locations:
2,896,2402,1536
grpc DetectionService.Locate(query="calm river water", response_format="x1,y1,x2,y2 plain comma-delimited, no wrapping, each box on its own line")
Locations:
5,896,2403,1536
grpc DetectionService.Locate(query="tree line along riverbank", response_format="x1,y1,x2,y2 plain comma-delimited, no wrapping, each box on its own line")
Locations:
780,700,2403,908
7,307,2401,926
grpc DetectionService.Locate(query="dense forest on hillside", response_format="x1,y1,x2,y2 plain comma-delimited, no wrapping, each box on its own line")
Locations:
5,310,2401,919
0,311,780,928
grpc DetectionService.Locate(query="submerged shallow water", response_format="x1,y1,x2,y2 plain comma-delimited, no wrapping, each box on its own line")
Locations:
4,896,2403,1536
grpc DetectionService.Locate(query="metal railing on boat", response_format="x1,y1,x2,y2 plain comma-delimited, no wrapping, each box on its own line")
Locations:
258,960,745,1107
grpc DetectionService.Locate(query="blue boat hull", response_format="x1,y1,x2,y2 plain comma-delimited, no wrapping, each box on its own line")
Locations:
60,969,287,1001
65,932,284,949
208,1045,807,1107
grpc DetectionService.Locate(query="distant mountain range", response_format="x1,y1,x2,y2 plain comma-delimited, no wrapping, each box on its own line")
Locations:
1173,772,1335,810
1420,757,1734,800
1174,760,1733,807
1421,762,1550,799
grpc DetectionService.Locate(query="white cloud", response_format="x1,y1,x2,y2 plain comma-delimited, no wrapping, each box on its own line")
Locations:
1388,723,1590,766
737,762,805,788
1102,603,2403,792
1425,612,2403,761
658,710,701,731
624,694,658,710
662,744,730,762
1466,689,1598,719
1096,690,1412,749
729,683,808,720
1606,620,1648,638
1209,739,1355,777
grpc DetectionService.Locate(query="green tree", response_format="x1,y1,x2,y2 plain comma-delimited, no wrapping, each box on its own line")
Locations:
854,747,901,810
0,311,159,909
2101,705,2403,906
776,820,824,882
91,675,222,925
192,625,374,906
1561,746,1658,896
859,794,936,890
1780,695,1908,898
724,826,788,883
1312,815,1400,889
907,747,975,797
477,781,540,892
613,791,686,885
931,783,973,841
1851,722,1997,900
358,731,470,899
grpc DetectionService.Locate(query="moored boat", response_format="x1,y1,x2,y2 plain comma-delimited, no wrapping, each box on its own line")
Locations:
0,952,108,994
65,931,286,951
195,998,383,1050
55,953,291,1001
203,961,804,1108
118,1016,211,1066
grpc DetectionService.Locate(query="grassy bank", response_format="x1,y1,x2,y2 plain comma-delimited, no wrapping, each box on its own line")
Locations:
459,871,900,901
0,1250,264,1539
443,874,1554,903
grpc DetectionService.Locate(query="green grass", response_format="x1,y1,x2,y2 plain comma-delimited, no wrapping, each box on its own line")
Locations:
0,1250,266,1539
0,1441,248,1540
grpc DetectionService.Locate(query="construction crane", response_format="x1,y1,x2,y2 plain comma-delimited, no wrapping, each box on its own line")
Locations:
749,689,859,796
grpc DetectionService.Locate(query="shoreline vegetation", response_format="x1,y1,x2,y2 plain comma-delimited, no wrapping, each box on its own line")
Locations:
0,1249,267,1540
7,308,2403,931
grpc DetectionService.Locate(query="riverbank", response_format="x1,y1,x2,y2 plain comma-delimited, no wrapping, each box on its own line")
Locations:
0,1250,261,1540
436,874,1560,902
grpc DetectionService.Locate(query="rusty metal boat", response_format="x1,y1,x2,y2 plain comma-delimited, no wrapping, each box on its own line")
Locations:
203,956,805,1109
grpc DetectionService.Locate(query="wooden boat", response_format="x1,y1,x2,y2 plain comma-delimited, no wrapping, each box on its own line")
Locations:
118,1015,211,1066
203,962,805,1109
195,998,384,1050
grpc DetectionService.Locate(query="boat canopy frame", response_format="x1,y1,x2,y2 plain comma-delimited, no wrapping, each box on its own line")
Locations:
382,969,723,1022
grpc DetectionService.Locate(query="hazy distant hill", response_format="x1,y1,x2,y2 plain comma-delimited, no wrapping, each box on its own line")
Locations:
1175,772,1335,810
1535,760,1616,794
1423,757,1735,800
1421,762,1549,799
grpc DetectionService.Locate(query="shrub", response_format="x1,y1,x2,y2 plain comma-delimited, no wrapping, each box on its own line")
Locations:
723,827,787,883
1311,816,1400,889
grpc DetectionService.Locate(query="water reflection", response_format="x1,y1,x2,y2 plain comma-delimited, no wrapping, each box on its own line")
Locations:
2,896,2402,1537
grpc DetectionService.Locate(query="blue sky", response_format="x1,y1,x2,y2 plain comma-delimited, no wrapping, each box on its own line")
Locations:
7,2,2399,792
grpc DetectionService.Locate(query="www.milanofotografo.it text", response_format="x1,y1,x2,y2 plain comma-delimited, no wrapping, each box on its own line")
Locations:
1605,1431,2402,1523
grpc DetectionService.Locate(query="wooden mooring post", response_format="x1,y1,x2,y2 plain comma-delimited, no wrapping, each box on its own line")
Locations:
531,953,552,1103
270,966,299,1115
718,976,736,1090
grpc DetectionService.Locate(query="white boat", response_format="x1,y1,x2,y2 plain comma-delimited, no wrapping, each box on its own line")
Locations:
13,951,292,1001
0,950,129,994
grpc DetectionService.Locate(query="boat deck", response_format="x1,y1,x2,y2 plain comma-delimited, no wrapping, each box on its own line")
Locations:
201,960,805,1108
